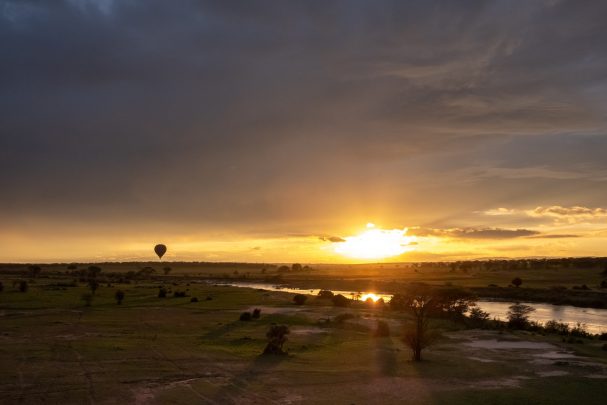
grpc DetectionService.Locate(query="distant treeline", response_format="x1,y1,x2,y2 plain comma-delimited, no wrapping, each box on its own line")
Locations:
403,257,607,272
3,257,607,270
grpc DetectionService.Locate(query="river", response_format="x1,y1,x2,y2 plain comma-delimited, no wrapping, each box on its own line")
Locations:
213,280,607,334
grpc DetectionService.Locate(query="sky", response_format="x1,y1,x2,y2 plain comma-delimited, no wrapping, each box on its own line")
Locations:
1,0,607,263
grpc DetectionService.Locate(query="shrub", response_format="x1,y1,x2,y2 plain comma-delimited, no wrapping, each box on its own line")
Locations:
190,297,198,303
318,290,334,299
240,312,252,321
293,294,308,305
115,290,125,305
511,277,523,288
173,291,187,298
163,267,172,275
332,294,350,307
205,295,213,301
158,287,167,298
374,320,390,337
544,320,569,335
598,333,607,341
570,322,590,338
263,324,290,355
252,308,261,319
18,280,28,293
0,281,3,292
601,280,607,289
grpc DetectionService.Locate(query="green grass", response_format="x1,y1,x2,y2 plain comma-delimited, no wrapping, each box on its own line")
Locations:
0,276,606,404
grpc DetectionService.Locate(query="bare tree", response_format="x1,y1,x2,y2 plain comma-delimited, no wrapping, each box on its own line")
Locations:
402,295,438,361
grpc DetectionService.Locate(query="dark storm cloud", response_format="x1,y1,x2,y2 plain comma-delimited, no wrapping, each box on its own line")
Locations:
1,0,607,235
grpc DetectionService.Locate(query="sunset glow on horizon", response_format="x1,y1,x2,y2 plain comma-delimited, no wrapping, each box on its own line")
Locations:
1,1,607,264
333,224,416,260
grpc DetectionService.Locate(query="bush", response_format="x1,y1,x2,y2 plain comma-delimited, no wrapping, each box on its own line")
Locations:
18,280,28,293
293,294,308,305
598,333,607,341
81,293,93,307
468,307,490,326
0,281,3,292
115,290,125,305
206,295,213,301
263,324,290,355
544,320,569,335
332,294,350,307
511,277,522,288
570,322,590,338
158,287,167,298
252,308,261,319
190,297,198,303
173,291,187,298
374,320,390,337
318,290,334,299
240,312,252,321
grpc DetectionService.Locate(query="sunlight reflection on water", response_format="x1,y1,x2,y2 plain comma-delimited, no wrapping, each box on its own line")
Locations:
215,281,607,334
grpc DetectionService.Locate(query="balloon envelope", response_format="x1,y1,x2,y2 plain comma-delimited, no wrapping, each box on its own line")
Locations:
154,244,167,259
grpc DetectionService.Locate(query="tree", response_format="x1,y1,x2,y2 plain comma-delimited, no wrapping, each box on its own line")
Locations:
402,295,438,361
252,308,262,319
511,277,523,288
18,280,28,293
263,324,290,355
507,303,535,329
87,265,102,278
468,307,490,327
158,287,167,298
88,279,99,295
291,263,302,272
432,289,476,320
240,312,252,321
0,281,3,292
293,294,307,305
115,290,125,305
163,267,172,276
277,265,290,273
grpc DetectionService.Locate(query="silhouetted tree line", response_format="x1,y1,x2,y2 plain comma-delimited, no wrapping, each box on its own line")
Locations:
402,257,607,273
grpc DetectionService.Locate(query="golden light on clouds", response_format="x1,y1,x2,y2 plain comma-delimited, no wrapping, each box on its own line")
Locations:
333,224,416,260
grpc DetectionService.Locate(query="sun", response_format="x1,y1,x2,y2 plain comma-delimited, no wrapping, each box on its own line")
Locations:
334,224,416,260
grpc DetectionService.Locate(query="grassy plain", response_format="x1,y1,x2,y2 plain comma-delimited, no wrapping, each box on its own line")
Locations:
1,270,606,404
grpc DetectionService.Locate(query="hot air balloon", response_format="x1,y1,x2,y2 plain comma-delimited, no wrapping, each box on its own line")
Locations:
154,244,167,260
